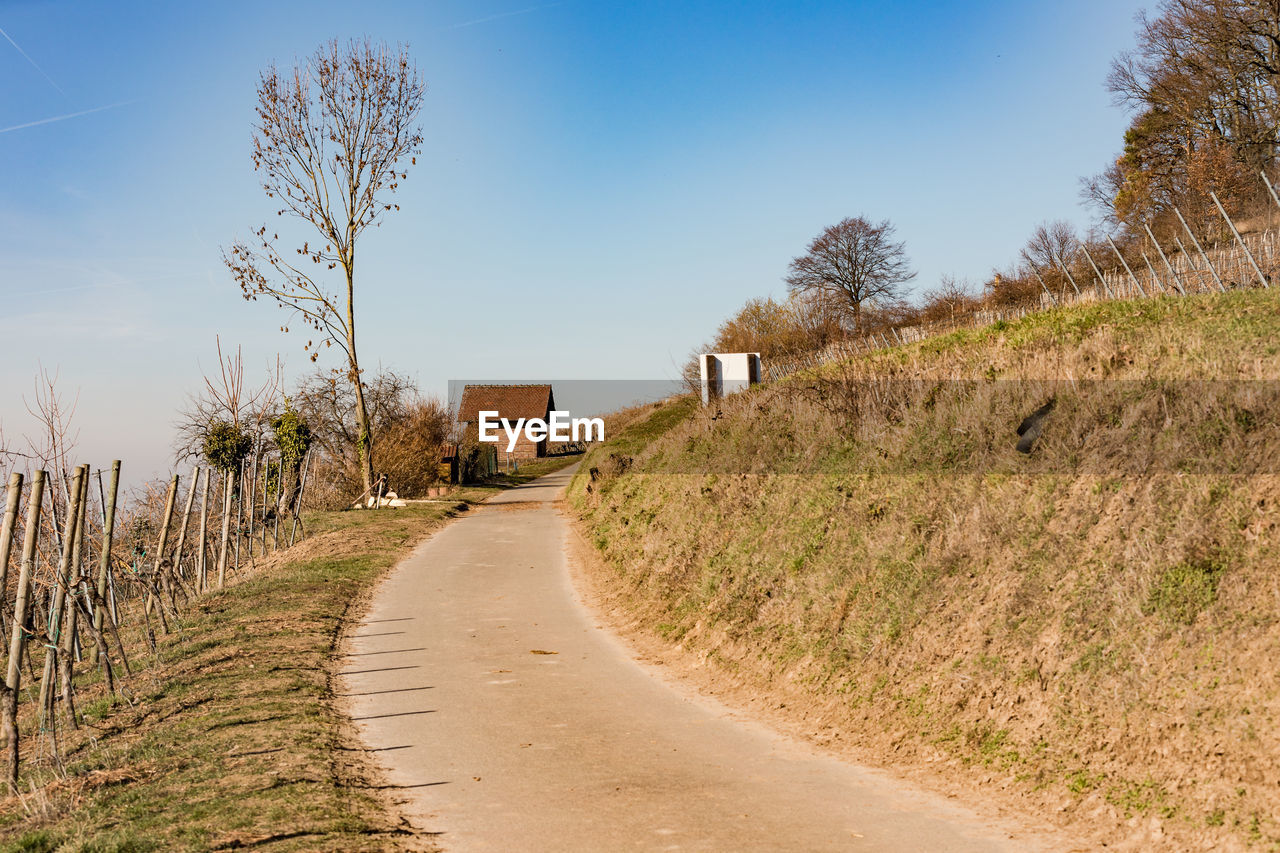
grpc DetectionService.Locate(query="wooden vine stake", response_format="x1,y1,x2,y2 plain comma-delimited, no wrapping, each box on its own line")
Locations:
233,459,245,575
172,466,200,582
3,470,45,792
0,473,24,638
197,469,211,591
145,474,179,633
216,469,233,588
260,454,270,555
37,465,84,729
247,444,260,557
58,469,90,729
90,462,120,666
288,447,313,547
272,457,281,552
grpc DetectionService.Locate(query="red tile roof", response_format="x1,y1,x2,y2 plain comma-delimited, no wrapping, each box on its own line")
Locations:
457,384,555,424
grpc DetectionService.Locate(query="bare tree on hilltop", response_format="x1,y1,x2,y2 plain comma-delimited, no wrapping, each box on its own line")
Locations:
785,216,916,334
223,38,426,498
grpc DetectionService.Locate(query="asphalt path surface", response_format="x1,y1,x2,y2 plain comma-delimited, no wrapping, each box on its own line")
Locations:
341,466,1044,852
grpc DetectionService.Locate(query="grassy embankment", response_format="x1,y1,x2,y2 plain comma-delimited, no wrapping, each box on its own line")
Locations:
0,456,578,853
570,290,1280,850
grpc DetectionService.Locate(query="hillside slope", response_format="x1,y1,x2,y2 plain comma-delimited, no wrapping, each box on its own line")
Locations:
570,290,1280,851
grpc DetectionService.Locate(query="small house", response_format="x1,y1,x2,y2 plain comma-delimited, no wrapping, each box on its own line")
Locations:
456,383,556,460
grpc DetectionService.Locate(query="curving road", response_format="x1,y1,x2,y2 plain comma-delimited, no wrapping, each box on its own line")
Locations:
340,466,1046,852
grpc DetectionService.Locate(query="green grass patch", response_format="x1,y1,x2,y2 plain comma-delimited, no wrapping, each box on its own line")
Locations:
1146,555,1226,626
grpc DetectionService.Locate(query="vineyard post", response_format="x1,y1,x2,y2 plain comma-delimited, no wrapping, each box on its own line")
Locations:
88,460,120,669
1141,252,1167,294
216,469,233,588
145,474,179,629
1146,225,1186,295
1174,207,1227,293
1052,252,1083,298
58,469,90,729
90,461,120,666
1030,266,1059,306
261,454,270,555
233,458,245,575
1080,246,1116,299
38,465,84,727
288,448,313,547
1210,190,1269,289
272,458,281,551
172,466,199,581
1105,236,1147,298
247,443,260,557
0,473,24,637
3,470,45,792
1173,236,1203,292
197,469,211,591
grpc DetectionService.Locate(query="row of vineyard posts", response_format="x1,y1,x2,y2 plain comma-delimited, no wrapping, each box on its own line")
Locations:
0,441,314,792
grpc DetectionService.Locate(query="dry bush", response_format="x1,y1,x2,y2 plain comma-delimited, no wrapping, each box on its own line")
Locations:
983,268,1042,308
708,294,844,361
918,276,981,325
292,368,450,508
372,398,450,497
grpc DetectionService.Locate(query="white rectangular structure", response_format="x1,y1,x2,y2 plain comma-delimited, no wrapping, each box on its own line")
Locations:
699,352,762,405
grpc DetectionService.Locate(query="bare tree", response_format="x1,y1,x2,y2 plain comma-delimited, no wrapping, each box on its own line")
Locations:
223,39,426,498
918,275,979,324
1021,220,1080,270
24,366,79,477
785,216,916,334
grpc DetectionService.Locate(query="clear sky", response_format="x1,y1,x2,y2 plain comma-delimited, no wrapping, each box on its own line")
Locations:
1,0,1148,484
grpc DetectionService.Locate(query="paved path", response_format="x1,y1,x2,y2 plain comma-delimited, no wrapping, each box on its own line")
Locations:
341,466,1043,852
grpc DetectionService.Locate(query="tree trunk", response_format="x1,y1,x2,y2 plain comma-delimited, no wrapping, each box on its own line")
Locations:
345,264,375,497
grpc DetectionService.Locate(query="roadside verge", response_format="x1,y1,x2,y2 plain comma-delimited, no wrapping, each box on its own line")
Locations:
0,457,579,853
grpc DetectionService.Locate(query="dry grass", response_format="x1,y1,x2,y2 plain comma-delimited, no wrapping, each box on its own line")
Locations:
570,289,1280,851
0,454,581,853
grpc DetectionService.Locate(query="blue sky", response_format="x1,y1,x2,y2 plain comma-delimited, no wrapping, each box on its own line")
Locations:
1,0,1148,482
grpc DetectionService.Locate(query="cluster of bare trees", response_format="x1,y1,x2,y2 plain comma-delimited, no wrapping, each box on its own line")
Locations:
176,343,451,514
690,217,917,371
695,1,1280,370
1086,0,1280,237
289,368,450,508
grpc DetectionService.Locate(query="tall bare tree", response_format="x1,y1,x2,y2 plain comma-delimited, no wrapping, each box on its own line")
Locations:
785,216,916,334
224,39,426,498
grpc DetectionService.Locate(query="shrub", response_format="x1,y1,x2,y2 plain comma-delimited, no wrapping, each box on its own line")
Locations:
202,421,252,471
